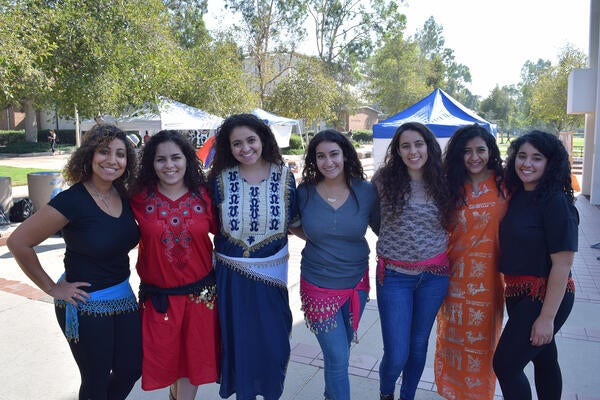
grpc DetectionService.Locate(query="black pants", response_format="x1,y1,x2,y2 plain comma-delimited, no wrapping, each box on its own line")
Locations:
56,306,142,400
493,292,574,400
50,139,56,153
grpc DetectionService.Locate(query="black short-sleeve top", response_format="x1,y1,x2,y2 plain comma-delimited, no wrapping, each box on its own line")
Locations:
49,182,140,292
499,190,578,277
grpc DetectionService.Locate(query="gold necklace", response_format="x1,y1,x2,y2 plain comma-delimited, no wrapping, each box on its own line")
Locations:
320,183,348,203
89,181,114,215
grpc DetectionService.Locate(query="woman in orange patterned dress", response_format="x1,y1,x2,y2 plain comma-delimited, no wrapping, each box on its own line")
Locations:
435,124,507,400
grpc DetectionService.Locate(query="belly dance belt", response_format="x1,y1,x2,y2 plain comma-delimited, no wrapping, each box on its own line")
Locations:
215,244,289,288
504,274,575,301
54,276,138,342
138,270,217,316
300,270,370,342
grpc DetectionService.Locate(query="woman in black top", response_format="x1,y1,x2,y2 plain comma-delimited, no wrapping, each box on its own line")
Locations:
493,131,578,400
8,124,141,400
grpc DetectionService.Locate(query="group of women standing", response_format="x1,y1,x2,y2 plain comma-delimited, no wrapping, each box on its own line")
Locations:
7,116,578,400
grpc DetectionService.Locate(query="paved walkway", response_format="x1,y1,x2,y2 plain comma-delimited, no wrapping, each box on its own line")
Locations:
0,153,599,399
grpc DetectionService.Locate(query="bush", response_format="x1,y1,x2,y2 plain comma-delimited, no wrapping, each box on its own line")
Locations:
281,134,306,155
351,130,373,144
288,133,303,150
0,130,25,146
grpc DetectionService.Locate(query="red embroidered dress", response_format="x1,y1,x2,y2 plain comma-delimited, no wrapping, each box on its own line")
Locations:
132,187,220,390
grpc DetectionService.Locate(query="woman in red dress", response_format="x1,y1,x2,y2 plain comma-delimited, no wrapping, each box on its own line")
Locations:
131,130,219,400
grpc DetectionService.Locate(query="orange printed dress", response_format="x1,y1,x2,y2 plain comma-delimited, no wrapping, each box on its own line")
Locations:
434,172,507,400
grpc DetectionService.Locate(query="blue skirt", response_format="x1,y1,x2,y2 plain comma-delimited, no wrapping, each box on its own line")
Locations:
216,261,292,400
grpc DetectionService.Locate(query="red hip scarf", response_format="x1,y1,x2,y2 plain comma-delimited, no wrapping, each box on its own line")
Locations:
504,275,575,301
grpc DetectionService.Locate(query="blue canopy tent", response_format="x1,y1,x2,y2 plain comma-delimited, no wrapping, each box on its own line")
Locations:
372,88,497,167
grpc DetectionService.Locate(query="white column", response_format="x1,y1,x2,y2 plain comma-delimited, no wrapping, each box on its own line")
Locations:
590,0,600,204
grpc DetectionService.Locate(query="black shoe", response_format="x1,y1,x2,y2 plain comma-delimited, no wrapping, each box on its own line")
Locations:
380,394,394,400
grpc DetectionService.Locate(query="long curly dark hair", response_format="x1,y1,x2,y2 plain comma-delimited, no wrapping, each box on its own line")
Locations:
302,129,365,185
131,130,207,197
444,124,505,208
207,113,284,182
301,129,365,209
504,130,574,203
63,124,136,196
373,122,451,229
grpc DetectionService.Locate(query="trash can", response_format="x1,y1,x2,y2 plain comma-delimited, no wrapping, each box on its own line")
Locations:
27,172,63,212
0,176,12,214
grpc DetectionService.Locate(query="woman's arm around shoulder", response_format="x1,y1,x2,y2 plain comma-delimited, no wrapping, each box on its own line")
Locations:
7,205,90,305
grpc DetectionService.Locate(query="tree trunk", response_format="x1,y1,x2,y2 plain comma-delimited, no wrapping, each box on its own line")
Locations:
23,99,38,142
74,104,81,147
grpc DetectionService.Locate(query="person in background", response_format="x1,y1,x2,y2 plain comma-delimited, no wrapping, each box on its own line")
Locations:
130,130,219,400
434,124,507,400
207,113,300,400
8,124,141,400
296,130,379,400
493,131,578,400
49,129,57,154
373,122,452,400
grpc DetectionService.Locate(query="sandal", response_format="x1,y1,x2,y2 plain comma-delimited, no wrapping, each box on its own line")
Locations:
169,384,177,400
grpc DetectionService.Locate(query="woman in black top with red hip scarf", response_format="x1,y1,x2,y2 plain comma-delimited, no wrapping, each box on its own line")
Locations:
493,130,578,400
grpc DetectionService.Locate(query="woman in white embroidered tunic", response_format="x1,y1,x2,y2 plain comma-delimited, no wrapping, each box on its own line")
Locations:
207,114,300,400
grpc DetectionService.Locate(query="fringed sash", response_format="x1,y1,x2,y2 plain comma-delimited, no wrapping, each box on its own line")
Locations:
377,252,450,285
215,245,289,288
300,270,370,343
55,276,138,342
138,270,217,315
504,275,575,301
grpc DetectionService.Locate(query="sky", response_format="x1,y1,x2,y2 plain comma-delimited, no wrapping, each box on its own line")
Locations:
204,0,591,98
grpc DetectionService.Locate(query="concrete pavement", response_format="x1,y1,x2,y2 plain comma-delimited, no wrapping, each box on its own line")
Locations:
0,153,599,399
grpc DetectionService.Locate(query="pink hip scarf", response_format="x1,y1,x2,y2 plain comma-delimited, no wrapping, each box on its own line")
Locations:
376,252,450,285
300,270,370,340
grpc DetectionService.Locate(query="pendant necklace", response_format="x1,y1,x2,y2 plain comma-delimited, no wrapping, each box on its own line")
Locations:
89,181,114,215
321,183,347,203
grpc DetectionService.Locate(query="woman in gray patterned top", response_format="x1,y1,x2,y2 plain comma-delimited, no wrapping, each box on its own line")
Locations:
372,122,452,400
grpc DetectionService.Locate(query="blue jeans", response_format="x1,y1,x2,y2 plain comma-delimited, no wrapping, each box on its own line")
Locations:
314,289,368,400
377,269,449,400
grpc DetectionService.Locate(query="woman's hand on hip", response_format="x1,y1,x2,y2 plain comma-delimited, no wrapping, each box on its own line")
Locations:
50,279,91,306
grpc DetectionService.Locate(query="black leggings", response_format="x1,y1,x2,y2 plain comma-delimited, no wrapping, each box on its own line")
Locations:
493,292,574,400
56,307,142,400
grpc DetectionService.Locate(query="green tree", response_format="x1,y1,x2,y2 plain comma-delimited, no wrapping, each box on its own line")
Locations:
414,17,473,102
527,45,586,132
0,1,55,141
366,30,429,115
1,0,183,143
163,0,210,49
480,85,518,140
265,57,338,127
224,0,306,106
174,35,258,116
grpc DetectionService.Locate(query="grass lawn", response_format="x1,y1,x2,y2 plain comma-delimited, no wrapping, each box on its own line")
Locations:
0,166,56,186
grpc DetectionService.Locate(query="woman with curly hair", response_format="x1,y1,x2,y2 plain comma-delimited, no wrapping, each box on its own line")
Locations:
434,124,507,400
296,130,379,400
207,114,300,400
8,124,141,400
373,122,452,400
130,130,219,400
493,131,578,400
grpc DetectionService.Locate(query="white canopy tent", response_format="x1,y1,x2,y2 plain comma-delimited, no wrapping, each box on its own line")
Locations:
80,98,224,146
251,108,301,148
